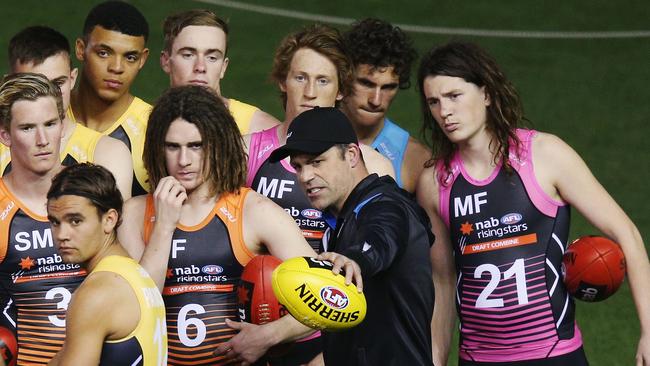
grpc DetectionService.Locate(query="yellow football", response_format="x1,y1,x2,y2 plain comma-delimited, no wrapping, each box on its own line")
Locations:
271,256,366,331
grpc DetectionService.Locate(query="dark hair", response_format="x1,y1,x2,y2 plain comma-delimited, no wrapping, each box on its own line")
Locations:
163,9,229,53
145,86,246,196
271,24,353,108
48,163,123,227
0,73,64,129
83,1,149,41
9,26,70,69
343,18,416,89
417,41,526,174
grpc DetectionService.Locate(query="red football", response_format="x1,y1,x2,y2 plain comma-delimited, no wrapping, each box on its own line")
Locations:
562,236,626,302
238,255,288,324
0,326,17,366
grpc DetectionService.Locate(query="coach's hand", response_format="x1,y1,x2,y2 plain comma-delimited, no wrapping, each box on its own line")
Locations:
317,252,363,292
215,319,273,365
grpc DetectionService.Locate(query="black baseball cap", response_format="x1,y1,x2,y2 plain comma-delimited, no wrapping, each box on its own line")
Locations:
269,107,358,162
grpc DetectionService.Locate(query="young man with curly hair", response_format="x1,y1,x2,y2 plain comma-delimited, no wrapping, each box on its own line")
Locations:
341,18,430,194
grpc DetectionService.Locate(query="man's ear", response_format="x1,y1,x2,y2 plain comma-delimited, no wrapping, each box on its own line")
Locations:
220,57,229,80
0,126,12,148
137,48,150,70
481,86,491,106
75,38,86,62
160,51,171,74
70,67,79,89
102,208,119,234
348,143,362,168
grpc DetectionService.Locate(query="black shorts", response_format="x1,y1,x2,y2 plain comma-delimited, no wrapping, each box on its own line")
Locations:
459,347,588,366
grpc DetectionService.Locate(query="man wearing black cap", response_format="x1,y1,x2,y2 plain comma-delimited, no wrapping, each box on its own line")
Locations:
271,107,436,366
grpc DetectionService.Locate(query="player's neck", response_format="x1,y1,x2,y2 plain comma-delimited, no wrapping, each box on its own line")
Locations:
4,165,62,215
352,120,384,146
60,117,77,150
72,77,134,133
85,238,126,272
180,183,218,226
278,119,290,145
457,131,499,180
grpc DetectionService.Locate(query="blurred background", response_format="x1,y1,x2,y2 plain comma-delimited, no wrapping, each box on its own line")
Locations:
1,1,648,364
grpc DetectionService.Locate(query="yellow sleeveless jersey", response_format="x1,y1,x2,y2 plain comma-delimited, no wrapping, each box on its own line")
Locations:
93,255,167,366
0,108,103,175
70,97,151,195
228,98,258,134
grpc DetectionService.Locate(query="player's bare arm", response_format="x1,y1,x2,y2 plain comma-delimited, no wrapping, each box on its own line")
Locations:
93,136,134,199
416,165,456,366
216,191,319,363
242,190,316,259
533,132,650,365
359,144,395,179
403,137,431,193
117,195,147,261
138,176,187,290
49,272,139,365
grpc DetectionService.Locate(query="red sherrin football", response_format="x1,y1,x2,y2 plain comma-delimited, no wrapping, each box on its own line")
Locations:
238,255,288,324
562,236,626,302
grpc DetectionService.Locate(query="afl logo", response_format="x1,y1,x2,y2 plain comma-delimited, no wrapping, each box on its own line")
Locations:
301,209,322,219
501,213,522,225
202,265,224,275
320,286,349,310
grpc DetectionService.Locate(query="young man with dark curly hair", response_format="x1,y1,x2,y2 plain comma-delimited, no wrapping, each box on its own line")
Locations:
341,18,430,194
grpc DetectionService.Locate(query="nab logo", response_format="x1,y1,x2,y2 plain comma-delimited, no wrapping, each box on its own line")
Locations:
257,177,294,199
301,209,322,219
202,265,224,275
320,286,348,309
501,213,522,225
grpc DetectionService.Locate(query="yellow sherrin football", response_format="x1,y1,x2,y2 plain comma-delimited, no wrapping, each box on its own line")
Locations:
272,256,366,331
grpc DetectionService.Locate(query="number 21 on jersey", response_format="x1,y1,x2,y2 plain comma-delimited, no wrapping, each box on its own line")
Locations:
473,258,529,308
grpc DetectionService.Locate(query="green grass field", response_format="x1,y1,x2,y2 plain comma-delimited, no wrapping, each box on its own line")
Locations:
1,1,648,364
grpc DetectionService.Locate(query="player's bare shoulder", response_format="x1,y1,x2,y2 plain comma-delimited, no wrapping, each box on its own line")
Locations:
359,144,395,178
249,110,281,134
243,189,288,218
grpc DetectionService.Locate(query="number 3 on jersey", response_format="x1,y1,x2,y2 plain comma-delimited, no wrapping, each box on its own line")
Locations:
45,287,72,327
474,258,529,308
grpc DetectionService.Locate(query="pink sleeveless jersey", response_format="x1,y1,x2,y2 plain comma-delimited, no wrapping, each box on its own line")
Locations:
437,129,582,362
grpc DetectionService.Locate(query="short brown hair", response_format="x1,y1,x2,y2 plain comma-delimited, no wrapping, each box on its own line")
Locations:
0,73,64,130
163,9,229,53
48,163,124,227
271,24,352,108
144,86,246,196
